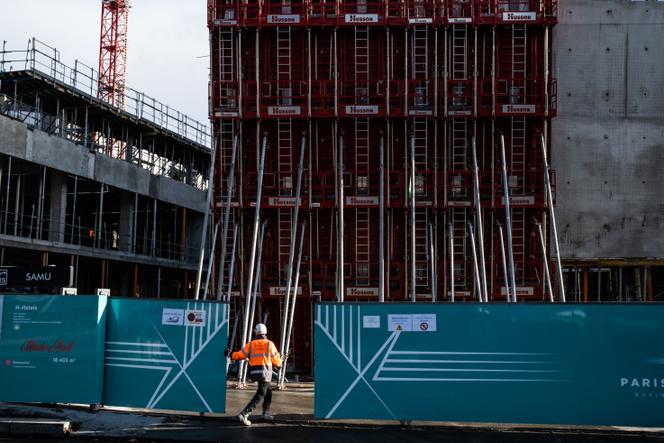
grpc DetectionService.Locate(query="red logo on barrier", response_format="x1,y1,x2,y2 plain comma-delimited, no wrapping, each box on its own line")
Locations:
4,359,11,367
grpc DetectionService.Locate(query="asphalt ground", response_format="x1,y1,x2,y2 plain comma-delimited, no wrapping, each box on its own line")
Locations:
1,382,663,442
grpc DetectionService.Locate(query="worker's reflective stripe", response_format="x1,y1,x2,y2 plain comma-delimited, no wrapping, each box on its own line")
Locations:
240,348,248,357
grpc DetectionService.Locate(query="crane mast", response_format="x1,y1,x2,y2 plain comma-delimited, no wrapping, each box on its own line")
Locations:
98,0,129,107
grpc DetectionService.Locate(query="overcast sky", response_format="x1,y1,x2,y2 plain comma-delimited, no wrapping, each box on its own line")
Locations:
2,0,210,124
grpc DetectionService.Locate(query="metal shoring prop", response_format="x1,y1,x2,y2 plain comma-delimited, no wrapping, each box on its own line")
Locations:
217,135,239,300
379,131,385,302
195,134,219,299
537,222,554,303
539,133,565,302
338,132,345,302
279,223,306,390
224,224,239,375
428,223,437,302
225,225,239,302
279,132,306,377
448,222,455,303
498,133,517,303
468,223,483,302
202,221,220,300
240,221,267,385
471,136,488,302
410,133,416,303
496,221,511,302
237,133,267,388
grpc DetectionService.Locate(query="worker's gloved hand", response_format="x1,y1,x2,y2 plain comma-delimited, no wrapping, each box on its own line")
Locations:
224,348,230,357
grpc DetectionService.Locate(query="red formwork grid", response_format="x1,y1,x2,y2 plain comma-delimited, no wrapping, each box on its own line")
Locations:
207,0,560,374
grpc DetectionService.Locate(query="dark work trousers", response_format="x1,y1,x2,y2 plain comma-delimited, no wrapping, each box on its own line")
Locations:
242,381,272,414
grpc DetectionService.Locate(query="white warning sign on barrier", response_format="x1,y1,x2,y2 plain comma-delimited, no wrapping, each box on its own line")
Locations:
413,314,436,332
388,314,412,332
363,315,380,329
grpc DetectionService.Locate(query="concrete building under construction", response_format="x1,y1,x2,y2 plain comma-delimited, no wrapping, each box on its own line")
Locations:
0,39,212,298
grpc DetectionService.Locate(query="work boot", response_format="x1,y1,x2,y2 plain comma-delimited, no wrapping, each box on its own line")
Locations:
262,409,274,421
237,412,252,426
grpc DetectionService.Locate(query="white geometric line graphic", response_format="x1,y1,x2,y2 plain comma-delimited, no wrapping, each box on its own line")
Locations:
146,303,227,411
105,303,228,411
106,341,168,348
316,305,398,419
317,305,569,417
106,349,173,355
105,357,178,364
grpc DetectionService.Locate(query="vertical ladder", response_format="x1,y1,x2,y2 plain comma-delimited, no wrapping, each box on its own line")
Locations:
510,117,527,190
511,207,526,284
451,26,468,81
277,27,293,104
415,209,429,287
413,119,429,171
451,119,468,198
451,208,468,291
219,28,235,82
278,119,294,190
219,28,235,110
355,208,370,286
354,26,370,100
218,121,236,293
278,208,293,281
412,26,429,107
413,119,429,288
512,24,527,84
355,118,370,286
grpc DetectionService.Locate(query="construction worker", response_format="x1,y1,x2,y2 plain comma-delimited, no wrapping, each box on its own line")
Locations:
225,323,282,426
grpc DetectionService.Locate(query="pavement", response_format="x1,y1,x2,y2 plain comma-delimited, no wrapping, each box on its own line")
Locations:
1,381,664,442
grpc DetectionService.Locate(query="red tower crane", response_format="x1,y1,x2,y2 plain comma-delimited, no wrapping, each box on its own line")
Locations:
98,0,129,107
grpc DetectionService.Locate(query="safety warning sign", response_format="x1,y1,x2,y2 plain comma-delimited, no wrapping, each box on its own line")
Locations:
387,314,436,332
387,314,412,332
413,314,436,332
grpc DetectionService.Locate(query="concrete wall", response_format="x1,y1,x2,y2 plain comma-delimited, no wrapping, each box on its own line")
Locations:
0,114,207,214
553,0,664,259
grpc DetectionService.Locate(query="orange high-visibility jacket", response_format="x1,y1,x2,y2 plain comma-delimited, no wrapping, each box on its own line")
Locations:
232,338,282,382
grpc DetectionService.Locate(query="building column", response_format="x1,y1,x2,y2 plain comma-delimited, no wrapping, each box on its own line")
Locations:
119,191,135,253
48,170,67,243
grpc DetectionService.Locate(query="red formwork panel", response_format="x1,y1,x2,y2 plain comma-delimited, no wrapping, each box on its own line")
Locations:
491,117,549,209
476,0,558,25
480,25,555,118
241,119,309,205
262,0,308,26
308,0,339,26
253,28,308,119
337,27,391,118
309,29,336,118
338,0,389,26
489,206,548,302
309,120,336,208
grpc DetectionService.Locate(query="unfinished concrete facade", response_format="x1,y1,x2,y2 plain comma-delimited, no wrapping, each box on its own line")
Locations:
553,0,664,301
0,39,212,297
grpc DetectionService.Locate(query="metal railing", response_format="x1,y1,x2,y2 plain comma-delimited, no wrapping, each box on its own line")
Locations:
0,38,211,149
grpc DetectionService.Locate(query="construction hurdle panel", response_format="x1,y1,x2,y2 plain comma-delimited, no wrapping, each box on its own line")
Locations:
102,298,229,413
314,303,664,427
0,294,107,404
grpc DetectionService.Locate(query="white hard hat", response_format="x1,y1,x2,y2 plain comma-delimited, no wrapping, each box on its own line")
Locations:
254,323,267,335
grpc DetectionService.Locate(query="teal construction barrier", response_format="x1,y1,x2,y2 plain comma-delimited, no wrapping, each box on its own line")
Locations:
0,295,228,413
102,298,229,413
314,303,664,427
0,294,107,404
